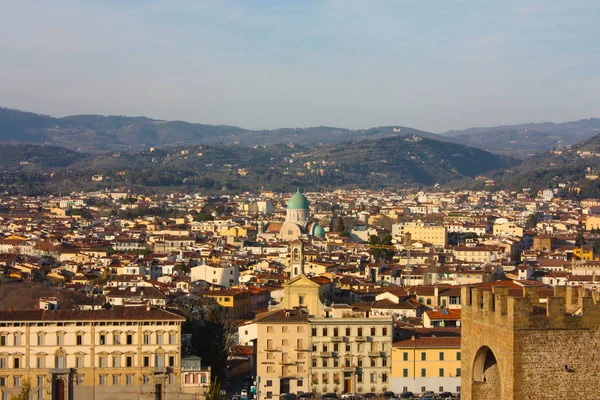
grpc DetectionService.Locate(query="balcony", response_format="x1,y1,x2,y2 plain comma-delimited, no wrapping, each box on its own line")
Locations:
280,360,296,366
294,347,311,352
153,367,168,375
320,351,333,358
341,366,356,372
355,336,367,342
331,336,344,342
265,347,281,352
368,351,382,357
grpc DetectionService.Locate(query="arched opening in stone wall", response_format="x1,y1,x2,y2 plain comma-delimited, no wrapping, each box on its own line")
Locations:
472,346,501,400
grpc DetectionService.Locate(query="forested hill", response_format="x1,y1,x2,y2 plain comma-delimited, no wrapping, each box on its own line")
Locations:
0,107,444,152
0,135,512,195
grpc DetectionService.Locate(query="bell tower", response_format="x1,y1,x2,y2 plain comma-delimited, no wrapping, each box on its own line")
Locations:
290,240,305,278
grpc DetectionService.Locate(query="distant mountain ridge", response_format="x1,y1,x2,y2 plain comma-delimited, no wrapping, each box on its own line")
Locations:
1,106,598,156
0,107,445,152
441,118,600,157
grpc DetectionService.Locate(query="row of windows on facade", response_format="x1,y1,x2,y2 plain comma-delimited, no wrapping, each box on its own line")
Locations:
0,354,177,369
264,326,389,337
265,339,388,353
310,372,389,384
0,332,177,346
0,372,181,392
0,321,177,327
400,367,461,378
401,351,461,361
416,297,460,305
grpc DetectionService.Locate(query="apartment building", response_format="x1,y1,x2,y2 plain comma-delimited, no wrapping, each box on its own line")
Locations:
391,336,461,395
400,222,447,248
255,306,394,399
0,306,209,400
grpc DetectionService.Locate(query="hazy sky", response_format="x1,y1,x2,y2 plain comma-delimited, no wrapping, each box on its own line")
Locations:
1,0,599,132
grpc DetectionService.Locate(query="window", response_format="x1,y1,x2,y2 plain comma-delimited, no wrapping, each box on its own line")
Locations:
312,359,317,367
382,373,388,383
113,375,119,386
402,368,408,378
37,388,44,400
155,355,164,368
76,334,83,346
126,375,133,385
13,335,20,346
357,357,363,367
297,379,303,387
0,358,6,369
37,356,45,369
169,334,176,344
382,357,388,367
99,375,106,386
157,334,163,345
439,368,445,377
403,352,409,361
113,334,120,345
282,326,289,333
126,356,133,367
370,358,376,367
370,373,376,383
357,374,363,383
0,336,5,346
346,343,351,351
13,357,20,369
37,375,44,387
322,344,328,352
169,356,175,367
421,369,426,377
99,334,106,345
144,356,150,367
57,334,64,346
99,356,107,368
456,368,461,377
13,376,20,387
267,326,274,333
358,328,363,336
457,351,461,361
311,327,317,336
439,387,444,393
37,335,44,346
75,375,83,386
421,387,426,393
421,352,427,361
113,356,120,368
0,377,4,386
144,334,150,345
439,352,444,361
346,328,351,336
266,392,272,399
370,327,376,336
143,375,150,385
127,334,133,345
76,356,83,368
323,328,328,336
265,380,272,387
333,328,338,336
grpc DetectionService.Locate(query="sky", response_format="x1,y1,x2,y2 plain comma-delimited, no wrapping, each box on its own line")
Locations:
0,0,599,132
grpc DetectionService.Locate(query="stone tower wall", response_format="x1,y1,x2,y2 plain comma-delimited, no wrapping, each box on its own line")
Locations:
461,285,600,400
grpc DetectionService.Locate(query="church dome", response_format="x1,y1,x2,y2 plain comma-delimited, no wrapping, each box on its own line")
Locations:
312,223,325,238
287,189,309,210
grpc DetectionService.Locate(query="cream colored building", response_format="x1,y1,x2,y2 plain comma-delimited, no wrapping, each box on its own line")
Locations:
402,222,447,248
0,306,209,400
255,307,393,399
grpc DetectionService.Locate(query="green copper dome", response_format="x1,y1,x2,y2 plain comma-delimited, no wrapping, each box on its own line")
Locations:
287,189,309,210
312,223,325,238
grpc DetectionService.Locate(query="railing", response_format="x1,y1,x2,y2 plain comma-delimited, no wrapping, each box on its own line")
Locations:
355,337,367,342
331,336,344,342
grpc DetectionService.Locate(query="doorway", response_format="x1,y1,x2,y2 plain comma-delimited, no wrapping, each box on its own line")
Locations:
53,378,65,400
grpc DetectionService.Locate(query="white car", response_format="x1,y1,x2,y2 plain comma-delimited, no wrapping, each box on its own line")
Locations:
341,393,356,399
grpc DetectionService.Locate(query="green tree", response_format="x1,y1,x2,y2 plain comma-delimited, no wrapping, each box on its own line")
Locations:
368,234,395,261
9,377,31,400
335,217,345,233
525,214,538,230
576,230,586,247
205,378,226,400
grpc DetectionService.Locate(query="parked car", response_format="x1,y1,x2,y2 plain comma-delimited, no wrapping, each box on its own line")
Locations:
420,392,435,400
298,392,314,399
322,393,339,400
438,392,453,399
362,393,377,399
382,392,395,399
341,394,356,400
280,394,297,400
399,392,414,399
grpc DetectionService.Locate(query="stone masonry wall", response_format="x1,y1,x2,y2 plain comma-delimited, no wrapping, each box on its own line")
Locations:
513,327,600,399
